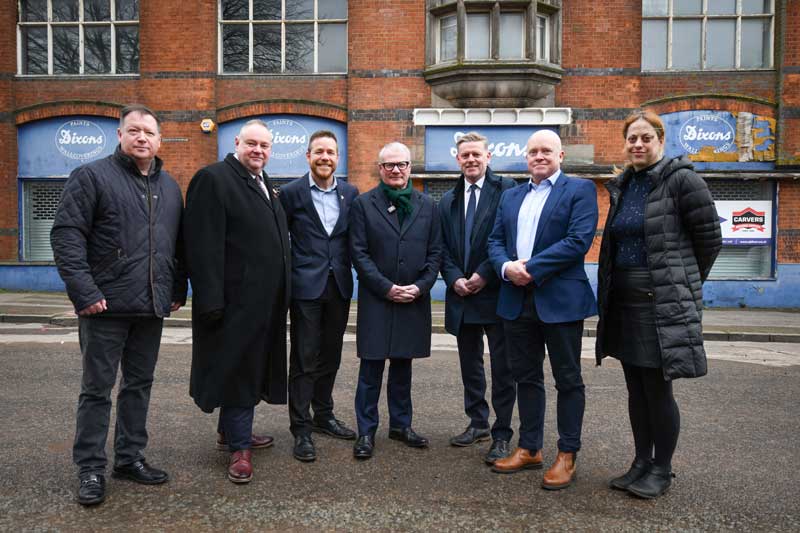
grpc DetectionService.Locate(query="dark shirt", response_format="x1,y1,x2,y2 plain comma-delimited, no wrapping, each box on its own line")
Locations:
611,167,651,268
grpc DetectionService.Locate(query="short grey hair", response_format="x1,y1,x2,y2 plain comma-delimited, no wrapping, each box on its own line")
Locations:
238,119,272,140
378,141,411,162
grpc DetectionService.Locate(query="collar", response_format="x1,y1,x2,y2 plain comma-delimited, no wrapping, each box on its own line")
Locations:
464,175,486,190
308,173,338,192
233,153,263,179
528,170,561,190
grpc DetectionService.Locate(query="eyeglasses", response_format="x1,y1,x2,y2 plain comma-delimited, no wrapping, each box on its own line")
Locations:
379,161,410,171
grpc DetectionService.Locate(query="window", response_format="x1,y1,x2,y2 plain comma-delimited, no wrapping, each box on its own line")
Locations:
430,1,558,65
17,0,139,75
219,0,347,74
642,0,773,71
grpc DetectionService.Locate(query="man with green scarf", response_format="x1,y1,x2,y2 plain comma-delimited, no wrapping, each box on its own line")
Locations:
349,142,442,460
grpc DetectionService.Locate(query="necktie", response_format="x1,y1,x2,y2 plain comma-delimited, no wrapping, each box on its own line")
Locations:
464,183,477,271
256,174,270,201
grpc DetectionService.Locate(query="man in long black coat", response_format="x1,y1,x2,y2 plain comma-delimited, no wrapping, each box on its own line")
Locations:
184,119,291,484
349,142,442,460
439,132,517,466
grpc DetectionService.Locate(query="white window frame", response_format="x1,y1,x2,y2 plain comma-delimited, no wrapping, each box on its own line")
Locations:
642,0,774,71
218,0,347,75
16,0,139,76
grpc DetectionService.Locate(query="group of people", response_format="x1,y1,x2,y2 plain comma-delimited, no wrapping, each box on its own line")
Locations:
51,105,721,507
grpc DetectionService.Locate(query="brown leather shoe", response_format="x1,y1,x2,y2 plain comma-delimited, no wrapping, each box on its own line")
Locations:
217,432,274,451
228,450,253,484
542,451,577,490
491,447,543,474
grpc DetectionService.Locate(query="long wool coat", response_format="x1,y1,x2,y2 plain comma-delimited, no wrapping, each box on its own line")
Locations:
349,186,442,359
184,154,291,412
595,155,722,380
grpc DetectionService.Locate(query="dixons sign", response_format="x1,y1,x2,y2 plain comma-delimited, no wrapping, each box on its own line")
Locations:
678,114,735,155
17,116,118,177
55,120,108,161
218,115,348,176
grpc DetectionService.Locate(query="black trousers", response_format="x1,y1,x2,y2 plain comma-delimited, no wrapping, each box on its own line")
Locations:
354,358,413,436
73,316,163,476
288,274,351,436
456,322,515,442
503,290,585,453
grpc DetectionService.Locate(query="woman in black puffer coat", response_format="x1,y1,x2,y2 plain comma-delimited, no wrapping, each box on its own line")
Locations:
596,110,722,499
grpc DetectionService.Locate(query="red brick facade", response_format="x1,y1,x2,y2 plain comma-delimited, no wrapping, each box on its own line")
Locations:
1,0,799,270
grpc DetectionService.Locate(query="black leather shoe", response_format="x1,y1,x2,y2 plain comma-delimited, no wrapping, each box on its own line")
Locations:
77,474,105,506
112,460,168,485
627,465,675,499
313,418,357,440
353,435,374,459
609,458,651,491
484,439,511,465
388,427,429,448
293,435,317,462
450,426,491,447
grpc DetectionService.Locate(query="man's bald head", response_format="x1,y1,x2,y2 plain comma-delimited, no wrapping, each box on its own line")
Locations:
525,129,565,184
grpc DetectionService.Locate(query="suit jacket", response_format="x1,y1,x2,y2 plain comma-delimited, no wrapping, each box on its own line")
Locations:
439,168,517,335
487,173,598,323
279,173,359,300
349,186,442,359
184,153,291,411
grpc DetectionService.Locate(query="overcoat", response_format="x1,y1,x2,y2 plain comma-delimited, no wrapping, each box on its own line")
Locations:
438,168,516,335
184,154,291,412
595,155,722,380
349,186,442,359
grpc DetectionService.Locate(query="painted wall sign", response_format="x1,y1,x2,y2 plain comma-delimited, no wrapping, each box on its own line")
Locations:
18,116,119,177
424,126,556,172
716,200,773,245
662,110,775,170
218,115,348,176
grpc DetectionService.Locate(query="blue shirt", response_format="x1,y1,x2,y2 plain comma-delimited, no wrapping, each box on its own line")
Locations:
611,169,650,268
309,174,341,236
502,171,560,280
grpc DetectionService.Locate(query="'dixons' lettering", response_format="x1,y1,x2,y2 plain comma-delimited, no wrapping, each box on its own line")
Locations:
58,129,104,145
682,125,732,142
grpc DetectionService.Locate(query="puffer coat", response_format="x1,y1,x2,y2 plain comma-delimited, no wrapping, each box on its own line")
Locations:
51,147,187,317
595,155,722,380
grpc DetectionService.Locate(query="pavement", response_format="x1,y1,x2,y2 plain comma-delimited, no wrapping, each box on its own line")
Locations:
0,292,799,531
1,290,799,343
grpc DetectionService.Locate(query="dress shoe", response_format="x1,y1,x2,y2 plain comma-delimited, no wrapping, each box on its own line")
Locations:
228,449,253,483
609,458,652,491
389,427,429,448
77,474,105,506
627,464,674,499
353,435,374,459
542,451,577,490
312,418,357,440
484,439,511,465
450,426,491,447
293,435,317,462
216,432,274,451
492,447,543,473
112,460,168,485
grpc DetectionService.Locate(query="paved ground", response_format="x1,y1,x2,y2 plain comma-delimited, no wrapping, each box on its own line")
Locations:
0,324,799,531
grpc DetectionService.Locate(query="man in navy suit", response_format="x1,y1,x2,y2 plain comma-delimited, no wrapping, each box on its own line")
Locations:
438,132,517,465
279,130,359,462
487,129,598,490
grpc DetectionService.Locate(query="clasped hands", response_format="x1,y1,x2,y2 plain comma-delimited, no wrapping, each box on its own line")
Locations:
386,284,421,303
505,259,533,287
453,273,488,297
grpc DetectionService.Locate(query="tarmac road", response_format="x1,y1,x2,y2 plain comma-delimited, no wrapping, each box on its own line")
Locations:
0,328,798,532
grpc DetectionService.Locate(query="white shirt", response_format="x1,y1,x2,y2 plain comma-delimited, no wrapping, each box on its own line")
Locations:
463,176,485,217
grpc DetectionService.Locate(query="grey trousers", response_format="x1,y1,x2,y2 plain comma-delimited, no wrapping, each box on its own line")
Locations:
73,316,164,476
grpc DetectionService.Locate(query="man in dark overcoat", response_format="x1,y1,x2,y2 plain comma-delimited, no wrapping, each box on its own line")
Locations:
184,119,291,484
438,132,517,466
349,142,442,460
280,130,359,462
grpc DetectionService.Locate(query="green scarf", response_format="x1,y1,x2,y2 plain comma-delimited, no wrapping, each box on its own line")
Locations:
379,179,414,225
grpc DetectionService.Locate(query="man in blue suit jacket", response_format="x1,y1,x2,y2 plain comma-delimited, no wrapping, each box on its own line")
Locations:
439,132,517,465
487,129,598,490
279,130,359,462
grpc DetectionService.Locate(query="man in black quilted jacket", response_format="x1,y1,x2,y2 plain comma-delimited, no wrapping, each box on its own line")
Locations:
51,104,187,506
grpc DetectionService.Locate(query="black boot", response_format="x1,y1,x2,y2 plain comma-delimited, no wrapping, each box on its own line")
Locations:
627,464,675,499
609,458,651,491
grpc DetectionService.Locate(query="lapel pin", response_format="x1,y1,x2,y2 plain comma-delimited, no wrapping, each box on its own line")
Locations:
388,205,396,213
